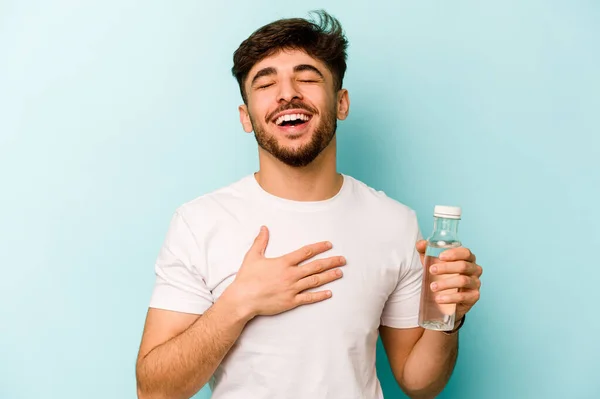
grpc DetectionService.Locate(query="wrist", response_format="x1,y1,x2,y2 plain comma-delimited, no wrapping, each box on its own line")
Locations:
219,283,257,323
442,314,466,335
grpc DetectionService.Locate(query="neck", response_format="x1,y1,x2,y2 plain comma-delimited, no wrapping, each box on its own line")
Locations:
255,136,342,201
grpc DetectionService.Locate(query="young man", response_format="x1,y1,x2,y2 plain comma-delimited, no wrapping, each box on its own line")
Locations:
136,11,483,399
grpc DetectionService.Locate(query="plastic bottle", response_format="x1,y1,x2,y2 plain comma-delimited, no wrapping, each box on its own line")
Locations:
418,205,462,331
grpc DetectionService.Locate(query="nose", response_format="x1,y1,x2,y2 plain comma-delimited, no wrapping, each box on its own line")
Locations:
277,78,302,103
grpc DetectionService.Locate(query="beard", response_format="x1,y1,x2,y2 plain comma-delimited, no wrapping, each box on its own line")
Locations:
249,101,338,168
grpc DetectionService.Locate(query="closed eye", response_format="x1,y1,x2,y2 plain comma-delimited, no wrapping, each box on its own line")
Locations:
299,80,318,83
257,83,274,89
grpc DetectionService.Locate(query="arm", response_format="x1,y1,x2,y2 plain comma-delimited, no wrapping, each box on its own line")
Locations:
379,325,459,399
381,241,482,399
136,226,347,399
136,295,251,399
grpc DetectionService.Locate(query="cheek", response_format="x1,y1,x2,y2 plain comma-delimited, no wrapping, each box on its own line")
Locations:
248,97,274,122
306,89,336,114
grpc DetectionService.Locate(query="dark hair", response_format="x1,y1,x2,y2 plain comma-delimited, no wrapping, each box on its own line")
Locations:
232,10,348,103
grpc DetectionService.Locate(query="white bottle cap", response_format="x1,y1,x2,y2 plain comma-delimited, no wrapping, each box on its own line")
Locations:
434,205,462,219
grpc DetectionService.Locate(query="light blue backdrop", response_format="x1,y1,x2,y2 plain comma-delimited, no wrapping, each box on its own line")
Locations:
1,1,598,398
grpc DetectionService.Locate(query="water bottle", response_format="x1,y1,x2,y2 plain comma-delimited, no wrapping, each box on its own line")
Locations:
418,205,462,331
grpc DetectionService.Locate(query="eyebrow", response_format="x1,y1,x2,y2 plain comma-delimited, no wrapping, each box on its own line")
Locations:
294,64,325,79
251,67,276,86
250,64,325,86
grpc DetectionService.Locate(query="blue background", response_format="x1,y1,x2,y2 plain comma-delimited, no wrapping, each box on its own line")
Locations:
1,1,598,398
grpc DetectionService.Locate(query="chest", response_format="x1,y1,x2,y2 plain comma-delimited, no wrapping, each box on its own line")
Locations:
199,210,403,337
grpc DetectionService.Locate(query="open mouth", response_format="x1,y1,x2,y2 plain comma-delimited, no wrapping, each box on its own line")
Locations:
274,113,312,129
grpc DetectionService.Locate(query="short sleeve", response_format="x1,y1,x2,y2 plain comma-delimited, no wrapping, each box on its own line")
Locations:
148,211,214,315
380,227,424,329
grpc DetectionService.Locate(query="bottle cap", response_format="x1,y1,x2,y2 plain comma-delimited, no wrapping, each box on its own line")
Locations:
434,205,462,219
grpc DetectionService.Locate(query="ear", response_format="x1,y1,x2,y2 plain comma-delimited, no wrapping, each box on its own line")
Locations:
239,104,254,133
336,89,350,121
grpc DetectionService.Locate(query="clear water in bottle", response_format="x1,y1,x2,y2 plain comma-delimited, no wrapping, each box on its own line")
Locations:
419,240,461,331
418,205,463,331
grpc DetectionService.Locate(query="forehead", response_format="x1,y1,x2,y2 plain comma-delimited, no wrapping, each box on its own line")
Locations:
248,49,330,78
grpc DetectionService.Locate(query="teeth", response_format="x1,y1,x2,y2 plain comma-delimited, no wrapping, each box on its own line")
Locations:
275,113,310,125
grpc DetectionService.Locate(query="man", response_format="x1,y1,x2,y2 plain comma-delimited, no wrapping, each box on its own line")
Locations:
136,10,483,399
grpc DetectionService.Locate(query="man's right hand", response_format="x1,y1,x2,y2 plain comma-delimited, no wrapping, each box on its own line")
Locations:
221,225,346,320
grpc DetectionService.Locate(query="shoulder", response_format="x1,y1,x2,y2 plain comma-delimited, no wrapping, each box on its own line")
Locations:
172,175,255,225
345,175,418,226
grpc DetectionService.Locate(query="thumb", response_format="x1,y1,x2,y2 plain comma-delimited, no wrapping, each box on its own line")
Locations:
416,239,427,266
249,225,269,258
416,240,428,254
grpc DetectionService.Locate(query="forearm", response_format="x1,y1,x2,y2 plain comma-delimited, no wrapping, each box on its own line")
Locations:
401,330,459,399
136,294,251,399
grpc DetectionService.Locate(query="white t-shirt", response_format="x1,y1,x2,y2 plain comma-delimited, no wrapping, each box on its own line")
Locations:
149,174,423,399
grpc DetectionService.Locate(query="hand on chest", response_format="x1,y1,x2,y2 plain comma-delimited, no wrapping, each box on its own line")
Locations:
207,216,401,323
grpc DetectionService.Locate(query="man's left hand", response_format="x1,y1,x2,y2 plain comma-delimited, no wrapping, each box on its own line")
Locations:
416,241,483,321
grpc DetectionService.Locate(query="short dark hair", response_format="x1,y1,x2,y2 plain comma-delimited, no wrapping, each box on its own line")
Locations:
232,10,349,103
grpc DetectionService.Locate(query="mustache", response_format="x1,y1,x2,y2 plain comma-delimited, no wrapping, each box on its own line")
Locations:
266,101,318,123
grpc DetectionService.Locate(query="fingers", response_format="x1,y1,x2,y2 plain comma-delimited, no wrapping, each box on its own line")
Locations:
247,226,270,259
295,268,344,292
430,274,481,292
440,247,476,263
435,289,481,305
294,290,333,306
297,256,347,278
430,260,481,277
283,241,333,265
